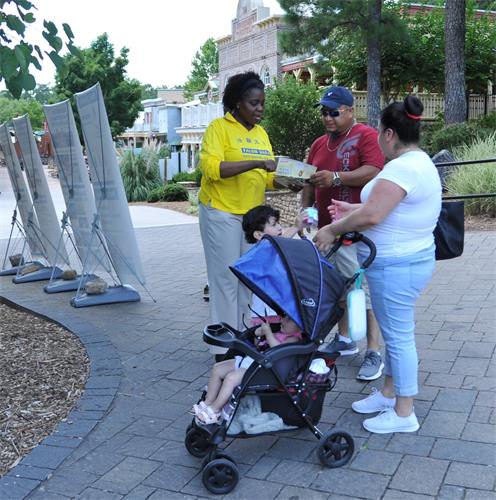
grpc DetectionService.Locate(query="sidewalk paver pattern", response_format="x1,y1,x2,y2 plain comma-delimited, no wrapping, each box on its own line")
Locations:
0,224,495,499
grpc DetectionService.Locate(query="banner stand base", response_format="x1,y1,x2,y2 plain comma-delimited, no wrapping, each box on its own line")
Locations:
0,261,44,276
70,284,141,308
44,274,99,294
13,266,63,284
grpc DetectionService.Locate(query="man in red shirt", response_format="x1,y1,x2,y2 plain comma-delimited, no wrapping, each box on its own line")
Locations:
302,86,385,380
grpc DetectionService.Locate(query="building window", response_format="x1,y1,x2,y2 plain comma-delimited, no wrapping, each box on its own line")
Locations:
263,69,271,86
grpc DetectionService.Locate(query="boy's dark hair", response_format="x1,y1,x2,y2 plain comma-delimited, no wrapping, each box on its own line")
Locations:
222,71,265,112
242,205,280,244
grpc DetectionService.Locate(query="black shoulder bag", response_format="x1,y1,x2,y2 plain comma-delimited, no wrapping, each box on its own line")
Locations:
434,201,465,260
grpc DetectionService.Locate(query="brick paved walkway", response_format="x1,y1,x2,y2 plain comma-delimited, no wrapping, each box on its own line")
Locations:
0,224,495,499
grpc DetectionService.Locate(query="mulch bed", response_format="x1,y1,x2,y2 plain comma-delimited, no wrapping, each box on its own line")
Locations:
0,303,89,477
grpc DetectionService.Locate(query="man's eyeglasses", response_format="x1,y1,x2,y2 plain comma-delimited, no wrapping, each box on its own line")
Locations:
321,108,348,118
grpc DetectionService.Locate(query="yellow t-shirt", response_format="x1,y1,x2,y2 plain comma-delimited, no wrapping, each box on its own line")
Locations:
198,112,275,214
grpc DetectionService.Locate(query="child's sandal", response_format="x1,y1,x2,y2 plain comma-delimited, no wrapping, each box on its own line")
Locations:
189,401,208,415
194,405,221,425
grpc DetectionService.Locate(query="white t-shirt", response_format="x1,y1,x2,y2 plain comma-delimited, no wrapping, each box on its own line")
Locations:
360,150,441,258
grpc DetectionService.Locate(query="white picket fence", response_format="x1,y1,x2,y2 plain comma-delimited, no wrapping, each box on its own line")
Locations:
352,91,496,121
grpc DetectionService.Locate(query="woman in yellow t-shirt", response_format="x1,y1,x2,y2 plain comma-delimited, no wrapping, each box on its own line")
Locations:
198,71,276,358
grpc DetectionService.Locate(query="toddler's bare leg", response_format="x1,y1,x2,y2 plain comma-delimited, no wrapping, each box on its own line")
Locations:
210,368,246,413
204,359,236,405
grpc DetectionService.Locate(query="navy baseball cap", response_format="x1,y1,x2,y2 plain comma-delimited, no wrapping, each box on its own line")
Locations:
316,86,354,109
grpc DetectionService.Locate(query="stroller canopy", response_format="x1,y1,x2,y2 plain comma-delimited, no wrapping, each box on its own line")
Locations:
231,236,347,341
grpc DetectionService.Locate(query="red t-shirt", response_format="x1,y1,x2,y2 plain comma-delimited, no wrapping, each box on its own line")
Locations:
307,123,384,227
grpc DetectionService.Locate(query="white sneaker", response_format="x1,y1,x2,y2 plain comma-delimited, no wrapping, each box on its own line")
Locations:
363,408,419,434
351,388,396,414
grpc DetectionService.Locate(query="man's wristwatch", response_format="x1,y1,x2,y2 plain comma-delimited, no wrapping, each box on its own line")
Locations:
331,172,342,187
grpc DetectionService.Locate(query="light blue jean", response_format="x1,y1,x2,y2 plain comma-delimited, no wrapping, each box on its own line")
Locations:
363,245,435,397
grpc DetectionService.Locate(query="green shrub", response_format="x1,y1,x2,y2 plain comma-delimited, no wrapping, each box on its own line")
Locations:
120,150,162,201
147,183,189,202
194,166,202,186
147,185,166,202
420,121,443,155
430,122,480,153
428,112,496,154
445,132,496,216
477,111,496,130
158,144,171,159
171,171,197,183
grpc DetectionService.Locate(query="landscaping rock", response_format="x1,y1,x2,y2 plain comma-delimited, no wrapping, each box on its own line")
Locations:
62,269,78,281
8,254,24,267
84,278,108,295
20,263,41,276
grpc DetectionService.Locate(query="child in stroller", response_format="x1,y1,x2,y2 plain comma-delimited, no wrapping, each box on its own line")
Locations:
193,205,305,425
186,232,376,495
194,314,303,425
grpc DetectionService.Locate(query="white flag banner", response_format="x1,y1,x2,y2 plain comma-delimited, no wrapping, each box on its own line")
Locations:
13,115,69,266
75,83,145,286
44,100,110,272
0,123,42,256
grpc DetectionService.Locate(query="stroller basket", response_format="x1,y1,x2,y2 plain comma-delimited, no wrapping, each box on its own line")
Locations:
187,232,376,495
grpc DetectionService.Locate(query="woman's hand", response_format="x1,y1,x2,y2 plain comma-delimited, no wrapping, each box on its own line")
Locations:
314,225,338,253
262,159,277,172
328,199,355,221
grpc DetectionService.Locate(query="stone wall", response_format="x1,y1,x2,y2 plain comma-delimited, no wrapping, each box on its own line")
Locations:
265,189,300,225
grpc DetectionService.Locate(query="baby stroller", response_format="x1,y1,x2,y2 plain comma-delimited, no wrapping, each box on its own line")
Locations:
185,232,376,494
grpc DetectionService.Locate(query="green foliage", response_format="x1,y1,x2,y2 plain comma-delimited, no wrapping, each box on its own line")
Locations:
147,183,189,202
0,96,44,128
477,111,496,130
55,33,142,138
0,1,76,98
445,133,496,216
140,83,157,100
183,38,218,100
261,78,322,161
119,149,162,202
430,115,495,153
171,171,197,183
279,1,496,100
157,144,171,159
194,166,202,186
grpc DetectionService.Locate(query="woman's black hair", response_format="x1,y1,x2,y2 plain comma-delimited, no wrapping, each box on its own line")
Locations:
242,205,280,244
222,71,265,112
380,95,424,145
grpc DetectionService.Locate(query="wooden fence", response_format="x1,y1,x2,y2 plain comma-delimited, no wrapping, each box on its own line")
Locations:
352,91,496,121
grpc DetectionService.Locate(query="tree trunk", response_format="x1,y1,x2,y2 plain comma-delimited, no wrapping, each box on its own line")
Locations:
366,0,382,129
366,0,382,128
444,0,466,125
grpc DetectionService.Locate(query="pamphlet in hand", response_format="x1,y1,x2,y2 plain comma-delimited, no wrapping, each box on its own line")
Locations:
275,156,317,189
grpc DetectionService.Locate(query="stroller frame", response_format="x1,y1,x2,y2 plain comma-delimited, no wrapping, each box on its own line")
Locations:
185,232,376,495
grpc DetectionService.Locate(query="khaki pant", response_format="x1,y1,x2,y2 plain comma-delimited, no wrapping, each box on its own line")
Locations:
327,244,372,308
199,203,252,354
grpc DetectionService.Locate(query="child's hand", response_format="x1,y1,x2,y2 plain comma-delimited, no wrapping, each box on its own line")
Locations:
255,323,271,337
295,212,305,231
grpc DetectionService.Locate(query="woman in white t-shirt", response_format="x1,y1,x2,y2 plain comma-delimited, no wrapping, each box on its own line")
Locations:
315,96,441,434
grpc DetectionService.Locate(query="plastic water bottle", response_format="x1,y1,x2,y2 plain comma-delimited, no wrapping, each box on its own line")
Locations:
347,288,367,341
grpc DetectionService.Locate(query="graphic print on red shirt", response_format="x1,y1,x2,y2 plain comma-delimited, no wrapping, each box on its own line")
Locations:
307,123,384,227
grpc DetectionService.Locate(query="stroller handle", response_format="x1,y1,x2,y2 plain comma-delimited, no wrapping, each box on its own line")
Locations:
325,231,376,270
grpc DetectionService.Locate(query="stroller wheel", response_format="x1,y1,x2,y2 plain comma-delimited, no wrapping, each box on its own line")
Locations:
317,429,354,468
202,449,235,469
202,458,239,494
185,427,212,458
